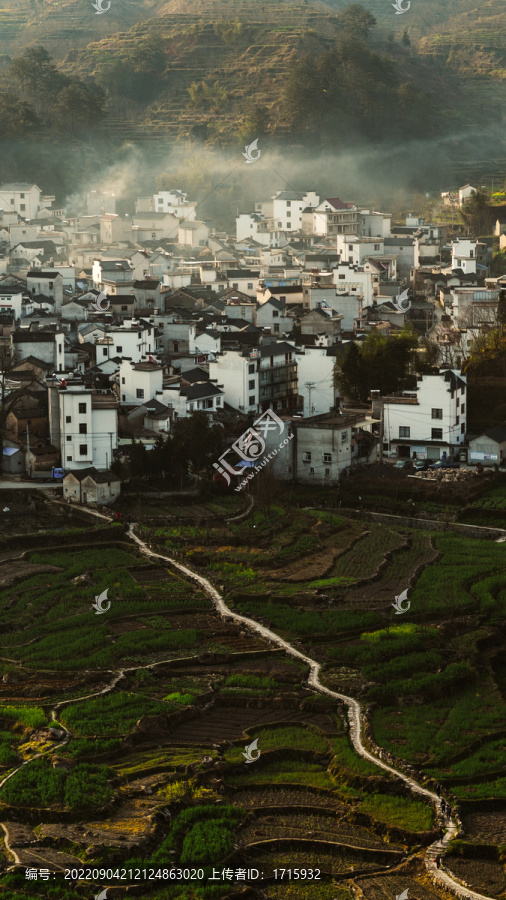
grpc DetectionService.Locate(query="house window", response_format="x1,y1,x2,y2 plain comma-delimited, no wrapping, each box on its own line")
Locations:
122,394,125,401
189,402,194,410
216,397,221,405
66,415,71,423
456,415,460,425
309,466,315,474
121,377,125,384
136,389,144,399
103,348,108,356
280,296,286,302
273,324,279,333
151,233,156,239
348,244,353,250
248,283,253,289
20,204,25,211
204,399,212,409
249,380,255,389
173,341,179,351
341,431,347,441
374,244,380,250
323,453,332,463
78,403,86,413
461,403,465,414
273,311,279,318
67,456,72,461
249,395,255,405
116,345,122,353
79,444,87,455
249,364,255,374
325,468,330,476
431,408,443,419
339,274,345,280
461,386,465,395
66,435,71,441
431,428,443,439
303,452,311,462
287,201,291,207
79,423,87,434
232,283,238,289
49,282,53,289
399,426,410,438
461,423,465,434
20,193,25,198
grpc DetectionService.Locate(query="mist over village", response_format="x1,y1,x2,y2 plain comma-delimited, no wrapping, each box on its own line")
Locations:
0,0,505,898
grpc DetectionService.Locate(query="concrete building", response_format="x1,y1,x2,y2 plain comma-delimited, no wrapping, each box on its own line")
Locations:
379,369,467,461
48,379,119,471
468,427,506,467
292,412,379,485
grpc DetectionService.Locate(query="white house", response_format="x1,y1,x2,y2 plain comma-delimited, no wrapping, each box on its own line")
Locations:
25,273,66,311
468,427,506,467
47,379,119,471
256,297,294,335
178,220,210,248
295,346,337,416
209,349,260,414
153,190,197,219
379,369,467,462
337,235,385,267
132,211,179,242
0,183,45,219
451,239,488,275
254,190,319,233
312,198,358,237
163,380,224,418
12,329,65,370
117,358,163,405
332,263,376,306
293,412,378,485
458,185,477,208
94,320,157,364
0,287,24,320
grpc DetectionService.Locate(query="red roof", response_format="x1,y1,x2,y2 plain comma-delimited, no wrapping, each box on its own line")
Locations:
326,198,355,210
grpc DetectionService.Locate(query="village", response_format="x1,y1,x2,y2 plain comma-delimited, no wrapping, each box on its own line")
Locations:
0,179,505,503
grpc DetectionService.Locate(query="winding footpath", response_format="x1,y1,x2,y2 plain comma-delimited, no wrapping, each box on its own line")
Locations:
0,507,495,898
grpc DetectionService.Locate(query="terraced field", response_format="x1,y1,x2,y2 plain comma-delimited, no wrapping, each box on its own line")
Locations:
0,500,505,898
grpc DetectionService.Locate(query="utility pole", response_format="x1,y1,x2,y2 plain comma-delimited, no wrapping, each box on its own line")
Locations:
305,381,315,416
26,424,31,478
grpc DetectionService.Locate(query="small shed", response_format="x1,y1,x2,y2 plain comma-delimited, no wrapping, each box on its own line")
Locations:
63,467,121,505
468,427,506,466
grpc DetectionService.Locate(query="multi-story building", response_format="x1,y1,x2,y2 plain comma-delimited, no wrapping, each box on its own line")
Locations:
47,378,118,471
12,329,65,370
378,369,467,462
451,238,488,275
254,190,319,233
117,359,163,405
0,183,52,219
258,342,300,414
292,412,379,485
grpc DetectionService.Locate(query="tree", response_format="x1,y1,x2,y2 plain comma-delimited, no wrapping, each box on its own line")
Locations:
0,92,39,137
336,4,376,41
9,46,67,101
334,332,419,403
171,413,225,482
402,29,410,47
460,189,495,237
55,82,106,134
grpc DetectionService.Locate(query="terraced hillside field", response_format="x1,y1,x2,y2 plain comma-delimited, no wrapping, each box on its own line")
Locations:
0,500,504,899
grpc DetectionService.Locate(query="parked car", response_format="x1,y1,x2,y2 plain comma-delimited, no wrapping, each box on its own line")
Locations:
430,459,459,469
414,459,430,471
395,459,413,470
